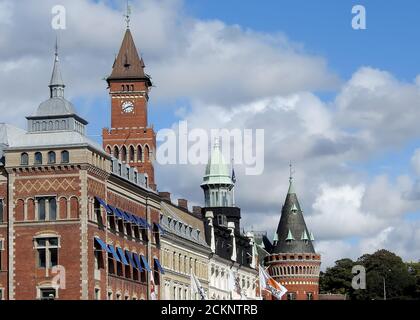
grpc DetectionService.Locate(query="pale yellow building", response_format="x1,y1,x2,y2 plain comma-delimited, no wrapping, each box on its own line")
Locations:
158,195,211,300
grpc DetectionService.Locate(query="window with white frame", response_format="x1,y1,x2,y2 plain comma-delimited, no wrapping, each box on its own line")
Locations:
39,288,56,300
35,237,59,268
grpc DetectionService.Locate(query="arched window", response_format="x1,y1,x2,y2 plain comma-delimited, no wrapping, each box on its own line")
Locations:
129,146,135,162
121,146,127,162
106,146,112,155
48,151,56,164
61,150,69,163
34,152,43,165
113,146,119,160
21,153,29,165
49,198,57,220
144,145,150,162
137,145,143,162
131,85,134,91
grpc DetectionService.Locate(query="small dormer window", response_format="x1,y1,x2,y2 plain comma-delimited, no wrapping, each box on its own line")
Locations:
285,229,295,243
291,203,298,214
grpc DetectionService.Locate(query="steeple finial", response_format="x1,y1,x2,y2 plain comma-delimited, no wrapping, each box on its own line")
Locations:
124,0,131,29
54,36,59,61
49,37,65,98
289,161,294,183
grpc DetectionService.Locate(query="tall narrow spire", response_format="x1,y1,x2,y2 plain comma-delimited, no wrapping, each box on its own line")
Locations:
49,37,65,98
124,0,131,29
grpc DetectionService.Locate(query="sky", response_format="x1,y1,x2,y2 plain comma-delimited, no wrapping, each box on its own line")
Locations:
0,0,419,268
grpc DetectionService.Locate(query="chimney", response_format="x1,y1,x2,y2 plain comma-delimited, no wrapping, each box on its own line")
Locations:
159,192,171,202
178,199,188,210
192,206,202,215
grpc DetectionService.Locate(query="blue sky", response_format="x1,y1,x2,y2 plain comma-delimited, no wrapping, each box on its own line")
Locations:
187,0,420,81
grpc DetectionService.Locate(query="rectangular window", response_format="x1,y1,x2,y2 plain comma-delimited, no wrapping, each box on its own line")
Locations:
36,197,57,221
35,237,59,269
40,288,56,300
0,288,3,300
108,252,115,275
0,199,3,223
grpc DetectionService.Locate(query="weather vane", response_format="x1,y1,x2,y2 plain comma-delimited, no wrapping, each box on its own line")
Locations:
124,0,131,29
289,161,295,182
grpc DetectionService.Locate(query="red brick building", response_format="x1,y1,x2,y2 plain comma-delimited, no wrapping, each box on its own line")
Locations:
102,28,156,190
263,173,321,300
0,27,164,300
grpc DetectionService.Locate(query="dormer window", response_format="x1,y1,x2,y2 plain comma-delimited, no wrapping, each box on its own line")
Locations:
290,203,298,214
285,229,295,244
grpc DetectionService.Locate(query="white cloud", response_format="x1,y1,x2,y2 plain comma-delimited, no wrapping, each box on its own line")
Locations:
308,184,384,240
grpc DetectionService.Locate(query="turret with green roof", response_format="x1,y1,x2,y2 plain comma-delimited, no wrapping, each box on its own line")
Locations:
272,164,316,254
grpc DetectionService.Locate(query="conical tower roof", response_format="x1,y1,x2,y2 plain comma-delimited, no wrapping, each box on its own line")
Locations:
107,28,151,85
201,138,234,186
272,175,315,254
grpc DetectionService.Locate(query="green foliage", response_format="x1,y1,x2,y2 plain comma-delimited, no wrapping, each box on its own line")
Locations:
319,249,419,300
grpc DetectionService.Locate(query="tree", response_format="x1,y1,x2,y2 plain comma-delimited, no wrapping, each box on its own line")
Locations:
355,250,416,300
320,250,418,300
319,258,354,296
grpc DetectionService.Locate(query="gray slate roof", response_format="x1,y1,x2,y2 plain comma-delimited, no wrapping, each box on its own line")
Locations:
272,179,316,254
160,202,209,248
32,97,76,117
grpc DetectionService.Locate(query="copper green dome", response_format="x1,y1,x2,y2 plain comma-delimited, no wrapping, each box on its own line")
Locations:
201,139,234,187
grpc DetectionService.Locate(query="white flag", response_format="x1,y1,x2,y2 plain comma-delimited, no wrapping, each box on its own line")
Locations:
259,265,287,300
191,270,207,300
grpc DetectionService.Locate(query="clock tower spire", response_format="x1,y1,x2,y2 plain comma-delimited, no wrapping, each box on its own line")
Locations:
102,25,156,190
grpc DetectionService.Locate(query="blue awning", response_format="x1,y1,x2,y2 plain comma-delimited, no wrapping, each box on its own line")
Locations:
140,255,152,272
137,217,151,229
133,253,143,272
125,212,138,224
154,258,165,274
117,208,131,222
94,237,111,253
108,205,123,219
125,250,138,269
154,223,165,234
116,247,129,265
94,197,110,212
108,245,121,262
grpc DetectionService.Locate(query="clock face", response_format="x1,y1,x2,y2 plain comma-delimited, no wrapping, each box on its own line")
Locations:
121,101,134,114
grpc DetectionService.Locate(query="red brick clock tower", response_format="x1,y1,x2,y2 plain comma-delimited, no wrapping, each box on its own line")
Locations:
102,27,156,190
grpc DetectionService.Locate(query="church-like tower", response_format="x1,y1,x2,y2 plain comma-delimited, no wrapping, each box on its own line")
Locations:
264,170,321,300
102,26,156,190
